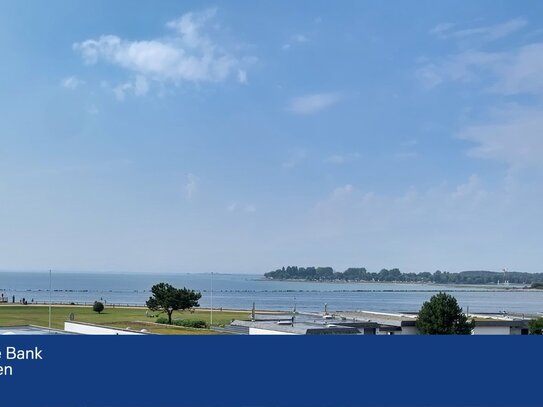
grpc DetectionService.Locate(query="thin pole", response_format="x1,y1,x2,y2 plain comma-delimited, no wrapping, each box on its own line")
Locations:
210,272,213,326
48,269,52,330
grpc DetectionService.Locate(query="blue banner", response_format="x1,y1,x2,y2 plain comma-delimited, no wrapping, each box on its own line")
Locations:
0,336,540,407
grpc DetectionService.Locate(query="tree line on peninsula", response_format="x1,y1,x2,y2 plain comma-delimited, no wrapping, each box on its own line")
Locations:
264,266,543,285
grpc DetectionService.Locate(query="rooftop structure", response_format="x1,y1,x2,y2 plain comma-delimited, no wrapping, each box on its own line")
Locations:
338,310,530,335
229,312,379,335
225,310,533,335
0,325,72,335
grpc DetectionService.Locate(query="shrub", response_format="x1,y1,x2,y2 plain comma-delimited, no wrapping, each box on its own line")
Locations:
92,301,104,314
172,319,207,328
155,316,169,324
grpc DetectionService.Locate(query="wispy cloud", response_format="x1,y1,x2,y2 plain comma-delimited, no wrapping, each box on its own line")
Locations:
393,151,418,160
288,92,342,115
237,69,247,84
73,9,252,99
431,18,527,42
245,204,257,213
61,76,85,90
281,149,307,169
227,202,256,213
325,152,360,165
185,173,199,200
112,75,150,101
417,50,504,88
310,175,493,246
330,184,355,200
452,174,487,200
458,105,543,170
282,33,309,50
422,20,543,177
417,42,543,94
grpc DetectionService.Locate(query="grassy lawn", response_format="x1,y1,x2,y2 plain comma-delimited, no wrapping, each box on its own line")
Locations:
0,305,250,334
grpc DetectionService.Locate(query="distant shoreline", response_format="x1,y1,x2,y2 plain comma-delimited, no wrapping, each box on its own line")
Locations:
261,277,533,288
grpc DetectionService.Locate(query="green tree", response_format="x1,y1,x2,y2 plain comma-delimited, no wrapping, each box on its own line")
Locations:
146,282,202,324
528,317,543,335
93,301,104,314
416,292,474,335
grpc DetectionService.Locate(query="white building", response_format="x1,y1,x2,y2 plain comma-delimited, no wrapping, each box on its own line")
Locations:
64,321,150,335
227,310,531,335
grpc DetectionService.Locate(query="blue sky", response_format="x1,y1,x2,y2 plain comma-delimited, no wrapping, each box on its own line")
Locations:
1,1,542,273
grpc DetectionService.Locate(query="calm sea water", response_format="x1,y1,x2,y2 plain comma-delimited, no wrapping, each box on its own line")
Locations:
0,271,541,313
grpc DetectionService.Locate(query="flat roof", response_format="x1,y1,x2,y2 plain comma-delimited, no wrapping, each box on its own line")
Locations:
232,320,361,335
338,311,418,327
255,312,378,326
339,311,531,328
0,325,72,335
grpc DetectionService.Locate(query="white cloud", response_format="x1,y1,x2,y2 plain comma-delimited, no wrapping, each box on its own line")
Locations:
185,173,199,200
393,151,418,159
134,75,150,96
452,174,486,200
86,104,99,115
288,92,342,115
281,149,307,169
165,8,217,49
431,18,527,42
401,139,418,147
325,153,361,164
245,204,257,213
111,76,150,100
492,43,543,95
73,9,251,98
282,33,309,50
421,25,543,173
417,50,504,88
237,69,247,84
61,76,84,89
417,42,543,95
458,105,543,170
303,175,515,268
292,34,308,43
330,184,354,200
431,23,455,37
112,82,131,101
226,201,256,213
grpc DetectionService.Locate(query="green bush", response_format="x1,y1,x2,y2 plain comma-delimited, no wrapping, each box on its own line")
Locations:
172,319,207,328
155,316,207,328
529,317,543,335
155,316,169,324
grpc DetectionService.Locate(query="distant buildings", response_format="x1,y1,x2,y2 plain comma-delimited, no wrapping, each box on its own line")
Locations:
225,310,531,335
231,317,378,335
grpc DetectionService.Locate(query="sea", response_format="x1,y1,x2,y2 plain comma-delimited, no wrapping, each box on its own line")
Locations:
0,271,542,314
